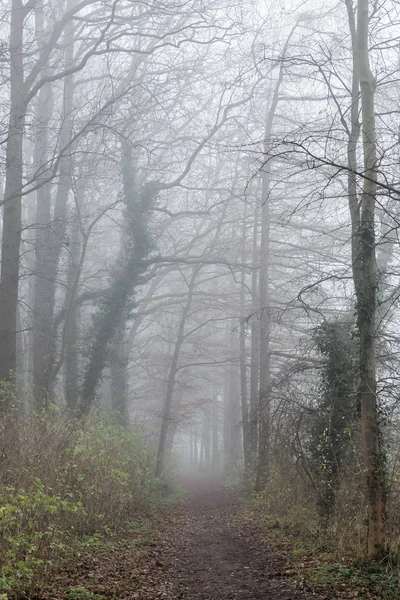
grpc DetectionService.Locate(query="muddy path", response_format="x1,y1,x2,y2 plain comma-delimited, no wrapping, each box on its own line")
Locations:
45,476,322,600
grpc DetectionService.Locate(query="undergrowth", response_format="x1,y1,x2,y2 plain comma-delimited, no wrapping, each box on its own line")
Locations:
0,410,161,597
306,561,398,599
253,473,399,600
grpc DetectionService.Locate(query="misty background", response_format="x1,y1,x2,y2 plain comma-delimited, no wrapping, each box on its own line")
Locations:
0,0,398,586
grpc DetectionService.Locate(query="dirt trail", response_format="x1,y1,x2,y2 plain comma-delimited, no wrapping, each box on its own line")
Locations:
46,476,321,600
144,475,323,600
147,475,315,600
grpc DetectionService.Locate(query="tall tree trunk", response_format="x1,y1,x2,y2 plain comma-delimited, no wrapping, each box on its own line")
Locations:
223,318,241,475
79,148,155,417
193,432,198,469
229,328,241,471
223,322,232,472
201,403,211,470
110,332,129,426
255,27,296,489
249,201,260,471
32,22,74,408
65,303,79,411
211,398,219,472
190,432,194,468
65,214,81,411
240,202,251,475
345,0,362,293
110,268,170,424
0,0,27,389
355,0,385,556
256,142,271,489
155,265,199,476
32,82,54,409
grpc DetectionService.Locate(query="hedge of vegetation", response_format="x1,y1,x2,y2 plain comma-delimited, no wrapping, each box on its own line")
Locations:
0,411,158,596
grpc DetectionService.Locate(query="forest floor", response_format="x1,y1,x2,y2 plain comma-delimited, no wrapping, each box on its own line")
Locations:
39,475,396,600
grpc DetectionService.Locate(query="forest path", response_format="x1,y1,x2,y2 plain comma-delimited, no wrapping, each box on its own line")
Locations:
45,475,322,600
142,474,316,600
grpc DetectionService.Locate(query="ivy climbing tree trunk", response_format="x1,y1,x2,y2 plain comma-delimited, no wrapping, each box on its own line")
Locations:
343,0,385,557
79,142,155,417
354,0,385,556
110,333,129,426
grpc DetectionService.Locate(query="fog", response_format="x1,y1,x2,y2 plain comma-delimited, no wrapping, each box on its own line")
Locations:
0,0,398,587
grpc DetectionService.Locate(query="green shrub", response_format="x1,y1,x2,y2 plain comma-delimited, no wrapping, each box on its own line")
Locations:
0,482,85,593
0,412,158,595
60,418,157,531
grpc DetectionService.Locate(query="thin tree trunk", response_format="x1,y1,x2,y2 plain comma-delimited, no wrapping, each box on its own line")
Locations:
193,433,198,469
32,82,54,409
229,327,241,471
249,201,260,470
65,302,79,411
190,432,194,468
240,202,251,475
199,435,204,468
211,398,219,472
223,322,232,473
202,404,211,470
166,418,178,454
32,16,74,407
65,214,81,411
110,268,171,422
345,0,362,292
79,148,155,417
47,219,90,403
256,27,296,489
155,265,199,476
256,141,271,489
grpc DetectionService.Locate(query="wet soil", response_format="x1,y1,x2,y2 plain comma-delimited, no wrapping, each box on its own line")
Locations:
44,476,322,599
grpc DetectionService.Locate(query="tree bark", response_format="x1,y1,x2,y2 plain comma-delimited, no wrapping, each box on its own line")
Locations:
256,142,271,490
155,265,199,476
223,319,241,475
355,0,385,556
256,27,296,490
193,432,198,469
79,147,155,417
249,200,260,471
0,0,27,388
211,398,219,472
32,81,54,409
240,201,251,475
32,19,74,407
189,432,194,468
201,403,211,470
65,214,81,412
